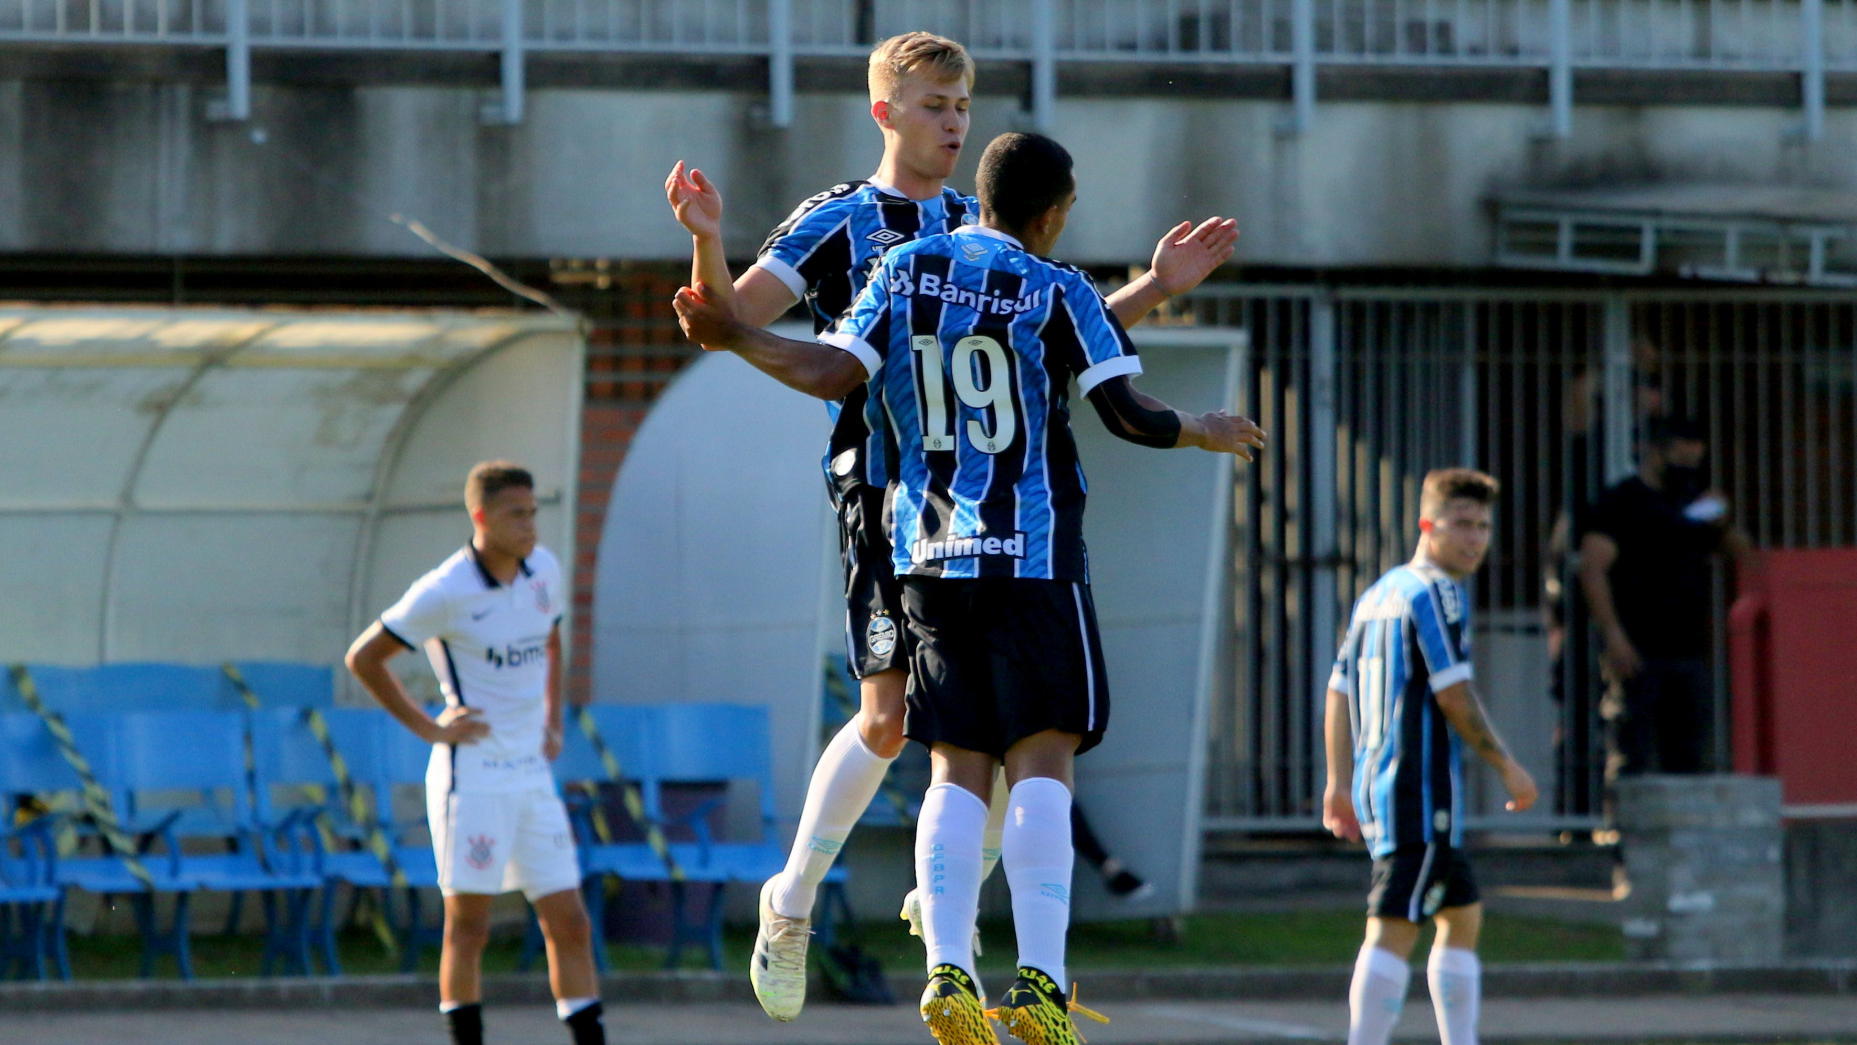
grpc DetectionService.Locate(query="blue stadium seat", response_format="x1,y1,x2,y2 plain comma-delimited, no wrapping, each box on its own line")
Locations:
645,703,842,969
230,663,335,708
0,714,74,980
520,704,660,973
60,711,324,978
248,705,443,974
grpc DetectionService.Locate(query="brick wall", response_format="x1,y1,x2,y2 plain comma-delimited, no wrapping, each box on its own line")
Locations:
565,264,699,704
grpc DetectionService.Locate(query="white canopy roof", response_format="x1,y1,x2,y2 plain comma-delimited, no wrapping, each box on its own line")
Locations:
0,304,584,687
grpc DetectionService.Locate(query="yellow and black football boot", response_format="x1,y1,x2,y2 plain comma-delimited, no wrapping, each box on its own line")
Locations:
987,967,1109,1045
920,963,1000,1045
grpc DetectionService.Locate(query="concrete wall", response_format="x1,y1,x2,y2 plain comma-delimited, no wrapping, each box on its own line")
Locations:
2,73,1854,267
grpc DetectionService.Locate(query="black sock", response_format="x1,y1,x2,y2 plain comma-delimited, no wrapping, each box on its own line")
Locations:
444,1003,484,1045
563,1001,605,1045
1106,869,1146,896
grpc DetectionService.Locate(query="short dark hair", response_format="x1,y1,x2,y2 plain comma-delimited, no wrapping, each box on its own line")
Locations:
1420,467,1500,519
975,132,1075,233
465,460,534,512
1647,415,1706,449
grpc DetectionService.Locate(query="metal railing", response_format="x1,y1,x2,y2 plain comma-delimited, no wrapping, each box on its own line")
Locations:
1186,284,1857,834
0,0,1839,134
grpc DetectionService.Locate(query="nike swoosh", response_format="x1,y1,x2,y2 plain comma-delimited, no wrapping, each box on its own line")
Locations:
470,608,495,621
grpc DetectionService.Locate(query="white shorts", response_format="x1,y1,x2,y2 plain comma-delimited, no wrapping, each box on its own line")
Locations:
427,786,582,901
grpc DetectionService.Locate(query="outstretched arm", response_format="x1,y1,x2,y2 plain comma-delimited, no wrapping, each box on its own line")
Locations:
1084,374,1267,459
1433,680,1538,812
1105,217,1240,327
673,281,866,400
665,161,804,330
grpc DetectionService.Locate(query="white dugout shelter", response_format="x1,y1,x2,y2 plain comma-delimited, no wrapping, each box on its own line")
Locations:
0,305,584,692
595,327,1246,920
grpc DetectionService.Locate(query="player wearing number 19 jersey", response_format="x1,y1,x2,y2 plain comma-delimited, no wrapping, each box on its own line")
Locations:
667,31,1242,1030
800,132,1266,1045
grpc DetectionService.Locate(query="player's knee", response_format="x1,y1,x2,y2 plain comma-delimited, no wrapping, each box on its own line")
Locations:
858,707,907,758
444,911,492,952
539,903,592,948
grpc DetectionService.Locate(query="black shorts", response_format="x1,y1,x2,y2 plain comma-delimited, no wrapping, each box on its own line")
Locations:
899,577,1111,758
1367,843,1480,922
836,483,905,678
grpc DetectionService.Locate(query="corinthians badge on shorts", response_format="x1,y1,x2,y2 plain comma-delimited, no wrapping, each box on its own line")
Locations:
866,614,898,658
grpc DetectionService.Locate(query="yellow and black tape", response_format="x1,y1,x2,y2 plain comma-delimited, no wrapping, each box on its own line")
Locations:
572,705,683,881
9,664,154,891
222,663,402,955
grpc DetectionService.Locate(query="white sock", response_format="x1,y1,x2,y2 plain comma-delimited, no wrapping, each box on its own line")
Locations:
1002,776,1074,990
980,769,1008,882
555,996,599,1020
1428,947,1481,1045
1348,943,1411,1045
916,781,989,977
772,719,893,919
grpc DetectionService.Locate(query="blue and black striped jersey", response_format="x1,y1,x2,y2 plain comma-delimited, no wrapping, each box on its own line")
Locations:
1328,562,1476,858
822,225,1143,583
756,180,976,491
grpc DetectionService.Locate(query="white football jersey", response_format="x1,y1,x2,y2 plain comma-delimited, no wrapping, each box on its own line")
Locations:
380,544,564,795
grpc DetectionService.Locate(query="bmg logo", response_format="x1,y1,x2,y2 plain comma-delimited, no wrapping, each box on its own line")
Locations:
485,642,546,669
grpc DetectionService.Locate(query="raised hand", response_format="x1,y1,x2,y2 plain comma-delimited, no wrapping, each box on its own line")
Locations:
1149,217,1239,297
665,160,723,239
1195,410,1268,461
673,281,744,351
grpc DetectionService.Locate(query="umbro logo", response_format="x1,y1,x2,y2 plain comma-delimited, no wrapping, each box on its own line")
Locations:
867,228,906,246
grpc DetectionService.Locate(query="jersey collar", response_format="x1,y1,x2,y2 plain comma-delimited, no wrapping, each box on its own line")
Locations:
955,225,1023,250
466,542,531,589
867,177,947,204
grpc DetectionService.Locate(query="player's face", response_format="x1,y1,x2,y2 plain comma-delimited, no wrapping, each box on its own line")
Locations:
475,486,539,560
1425,499,1493,578
885,74,970,181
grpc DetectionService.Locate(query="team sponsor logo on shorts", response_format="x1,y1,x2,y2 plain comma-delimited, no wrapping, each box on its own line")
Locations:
910,532,1027,564
866,615,898,658
1421,881,1447,917
466,834,497,871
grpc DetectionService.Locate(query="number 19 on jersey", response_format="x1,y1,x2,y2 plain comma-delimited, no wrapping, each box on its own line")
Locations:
912,334,1019,455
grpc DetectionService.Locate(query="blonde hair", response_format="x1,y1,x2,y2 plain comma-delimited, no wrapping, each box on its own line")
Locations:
1419,467,1500,519
868,31,975,103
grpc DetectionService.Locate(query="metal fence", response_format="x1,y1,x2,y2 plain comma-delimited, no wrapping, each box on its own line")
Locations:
1186,286,1857,834
0,0,1842,133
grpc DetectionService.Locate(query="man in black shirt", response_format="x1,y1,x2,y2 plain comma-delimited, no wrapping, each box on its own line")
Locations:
1579,417,1746,776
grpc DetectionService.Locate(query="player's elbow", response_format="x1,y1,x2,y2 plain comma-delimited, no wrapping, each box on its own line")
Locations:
814,355,868,400
344,629,387,679
1086,377,1179,449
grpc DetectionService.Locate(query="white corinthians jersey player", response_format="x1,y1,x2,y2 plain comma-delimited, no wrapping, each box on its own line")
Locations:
381,544,564,795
